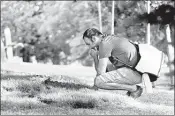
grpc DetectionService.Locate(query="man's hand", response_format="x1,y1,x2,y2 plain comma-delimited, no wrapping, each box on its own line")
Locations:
89,48,98,59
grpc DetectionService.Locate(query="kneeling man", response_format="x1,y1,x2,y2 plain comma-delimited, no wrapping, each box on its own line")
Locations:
83,28,167,98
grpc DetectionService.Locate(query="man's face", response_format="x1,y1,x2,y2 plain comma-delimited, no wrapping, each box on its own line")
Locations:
83,36,100,49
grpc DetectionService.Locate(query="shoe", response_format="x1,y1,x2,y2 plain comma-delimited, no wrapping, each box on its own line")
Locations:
129,85,143,98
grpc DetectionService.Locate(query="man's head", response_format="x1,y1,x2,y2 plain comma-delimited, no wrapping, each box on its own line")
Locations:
83,28,103,49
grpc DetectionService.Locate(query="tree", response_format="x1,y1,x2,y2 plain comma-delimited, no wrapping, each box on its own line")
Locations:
1,1,174,68
111,1,115,34
137,2,175,89
165,24,174,89
146,1,151,45
98,0,102,32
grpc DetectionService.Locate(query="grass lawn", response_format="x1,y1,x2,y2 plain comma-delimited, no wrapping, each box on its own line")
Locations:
1,70,174,115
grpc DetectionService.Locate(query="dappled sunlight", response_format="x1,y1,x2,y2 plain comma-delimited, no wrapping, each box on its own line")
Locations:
137,90,174,106
1,70,174,115
119,94,174,114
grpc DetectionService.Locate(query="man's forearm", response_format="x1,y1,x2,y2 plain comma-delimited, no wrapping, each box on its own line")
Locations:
93,55,99,73
93,57,105,76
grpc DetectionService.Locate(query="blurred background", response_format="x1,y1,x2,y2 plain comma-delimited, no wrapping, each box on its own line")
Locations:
1,1,174,88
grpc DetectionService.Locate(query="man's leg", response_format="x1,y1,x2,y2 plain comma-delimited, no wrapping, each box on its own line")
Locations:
94,67,143,98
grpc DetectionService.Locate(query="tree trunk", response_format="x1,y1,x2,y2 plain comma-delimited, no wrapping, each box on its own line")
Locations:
166,24,174,89
146,1,151,44
111,0,115,35
98,0,102,32
146,1,155,88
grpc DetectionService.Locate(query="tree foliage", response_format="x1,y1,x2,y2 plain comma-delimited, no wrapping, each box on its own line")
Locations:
1,1,174,66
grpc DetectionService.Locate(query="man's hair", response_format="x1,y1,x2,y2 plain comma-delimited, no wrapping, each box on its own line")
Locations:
83,28,103,40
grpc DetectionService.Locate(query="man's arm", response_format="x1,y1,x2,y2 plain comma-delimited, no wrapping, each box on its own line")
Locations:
93,55,99,73
91,57,108,90
90,49,108,90
91,54,109,76
90,48,99,74
96,58,108,76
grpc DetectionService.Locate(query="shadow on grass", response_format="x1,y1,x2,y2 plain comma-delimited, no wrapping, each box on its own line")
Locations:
70,100,96,109
43,78,93,90
38,97,97,109
2,98,97,115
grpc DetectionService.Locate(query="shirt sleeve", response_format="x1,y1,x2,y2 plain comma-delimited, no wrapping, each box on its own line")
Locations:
99,41,112,59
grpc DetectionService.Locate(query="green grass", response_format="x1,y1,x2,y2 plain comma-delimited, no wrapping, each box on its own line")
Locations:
1,70,174,115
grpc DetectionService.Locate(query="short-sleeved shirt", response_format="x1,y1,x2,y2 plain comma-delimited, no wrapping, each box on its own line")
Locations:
98,35,138,68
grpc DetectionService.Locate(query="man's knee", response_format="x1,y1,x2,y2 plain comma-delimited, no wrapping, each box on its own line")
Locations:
94,75,105,88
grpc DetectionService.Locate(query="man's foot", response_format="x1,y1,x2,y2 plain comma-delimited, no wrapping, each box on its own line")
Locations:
127,85,143,98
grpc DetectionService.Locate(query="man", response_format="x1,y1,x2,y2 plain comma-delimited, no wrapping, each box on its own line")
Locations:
83,28,166,98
